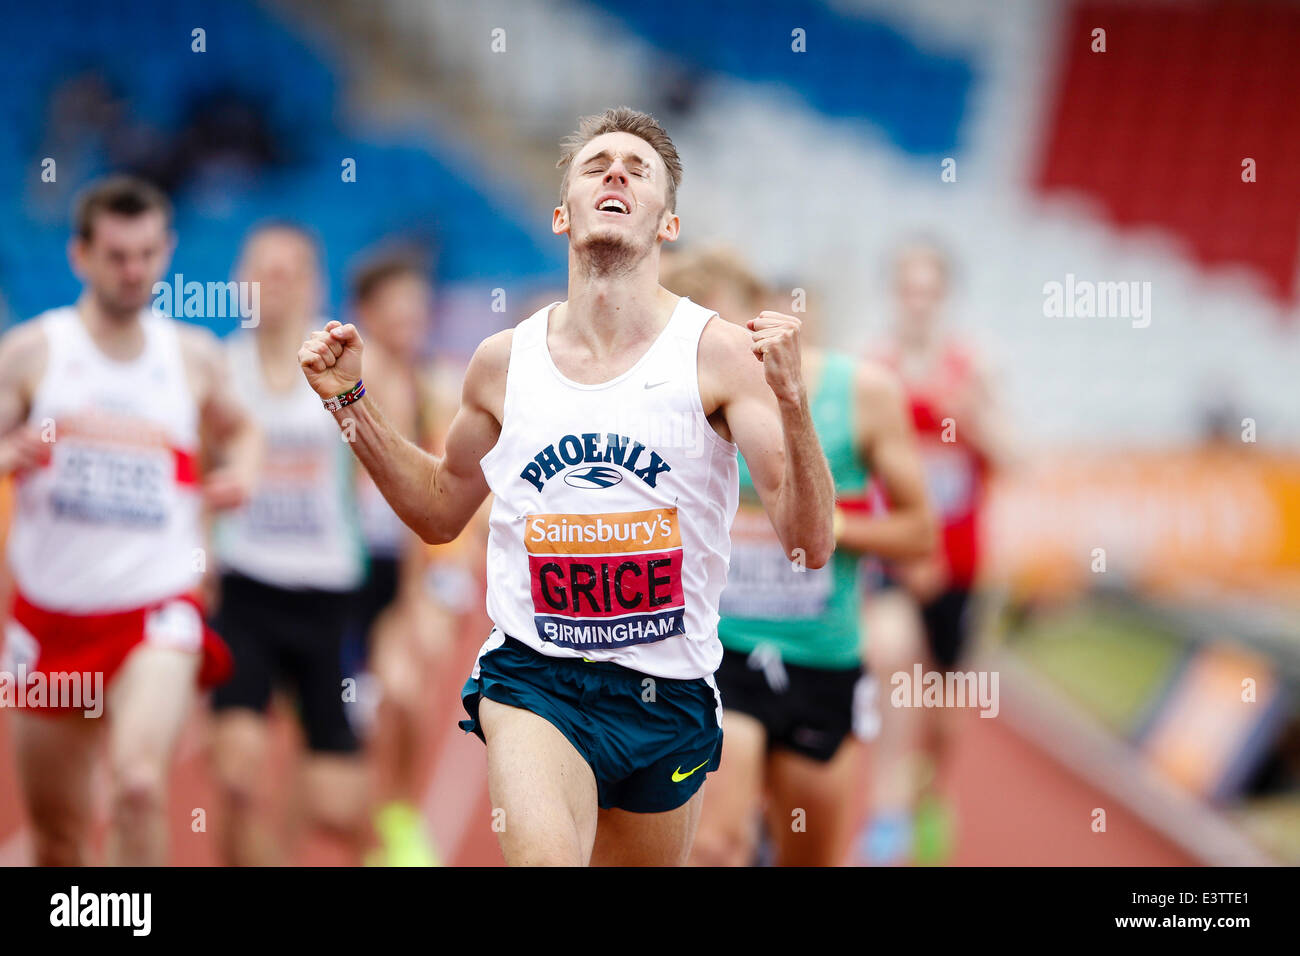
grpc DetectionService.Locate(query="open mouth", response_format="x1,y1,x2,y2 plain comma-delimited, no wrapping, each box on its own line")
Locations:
596,195,630,215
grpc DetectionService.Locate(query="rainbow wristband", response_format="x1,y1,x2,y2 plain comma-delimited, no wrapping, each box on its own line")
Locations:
322,379,365,412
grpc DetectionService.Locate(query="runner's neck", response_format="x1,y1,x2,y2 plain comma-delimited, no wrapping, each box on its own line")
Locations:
76,295,147,363
553,281,678,361
255,316,313,393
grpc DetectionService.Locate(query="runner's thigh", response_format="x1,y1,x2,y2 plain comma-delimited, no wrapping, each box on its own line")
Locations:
591,789,705,866
688,709,766,865
479,697,599,866
13,711,103,851
107,645,200,781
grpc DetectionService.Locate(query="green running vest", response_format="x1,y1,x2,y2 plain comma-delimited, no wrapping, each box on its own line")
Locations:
717,351,869,669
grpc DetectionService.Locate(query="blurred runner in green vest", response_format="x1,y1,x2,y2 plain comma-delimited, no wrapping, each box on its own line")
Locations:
665,247,935,866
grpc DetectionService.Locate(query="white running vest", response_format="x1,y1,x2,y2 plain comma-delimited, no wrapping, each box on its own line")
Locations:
215,330,364,592
480,298,739,680
8,307,202,613
356,470,408,559
356,372,432,558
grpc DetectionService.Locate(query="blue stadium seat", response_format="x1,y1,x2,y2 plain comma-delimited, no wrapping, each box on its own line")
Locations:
0,0,564,329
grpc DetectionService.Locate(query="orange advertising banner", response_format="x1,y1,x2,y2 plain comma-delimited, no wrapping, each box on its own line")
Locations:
984,449,1300,599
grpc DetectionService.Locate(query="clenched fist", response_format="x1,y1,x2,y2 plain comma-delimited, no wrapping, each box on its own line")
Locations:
299,320,364,400
746,311,806,406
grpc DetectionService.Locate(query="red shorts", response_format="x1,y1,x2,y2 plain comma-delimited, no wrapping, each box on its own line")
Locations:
4,590,233,716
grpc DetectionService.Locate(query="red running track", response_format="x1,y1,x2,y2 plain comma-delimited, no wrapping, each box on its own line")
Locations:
0,615,1197,867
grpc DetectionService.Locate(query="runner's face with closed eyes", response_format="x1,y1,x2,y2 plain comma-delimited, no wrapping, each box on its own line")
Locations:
554,132,679,268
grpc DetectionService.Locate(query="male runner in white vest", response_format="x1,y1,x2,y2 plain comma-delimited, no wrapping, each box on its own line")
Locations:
0,175,259,865
298,107,835,866
209,224,370,866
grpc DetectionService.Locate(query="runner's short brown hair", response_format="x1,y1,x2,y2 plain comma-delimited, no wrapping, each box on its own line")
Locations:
73,175,172,242
350,254,429,305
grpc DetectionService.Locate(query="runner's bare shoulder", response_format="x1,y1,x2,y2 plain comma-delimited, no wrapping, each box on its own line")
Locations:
854,357,907,408
696,312,755,415
173,322,227,404
0,320,51,402
463,328,514,423
174,321,223,364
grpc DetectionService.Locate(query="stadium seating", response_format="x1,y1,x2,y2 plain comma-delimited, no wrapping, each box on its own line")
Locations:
1038,1,1300,304
0,0,564,329
2,0,1296,441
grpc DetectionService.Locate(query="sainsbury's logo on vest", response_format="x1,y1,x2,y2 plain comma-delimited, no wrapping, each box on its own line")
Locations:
520,433,671,491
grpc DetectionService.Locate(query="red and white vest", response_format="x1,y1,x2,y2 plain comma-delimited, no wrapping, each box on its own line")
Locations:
8,307,203,613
